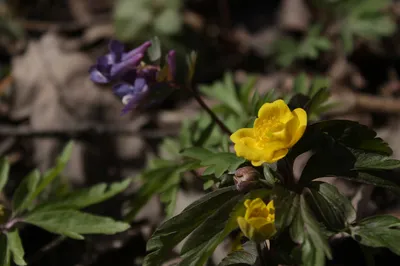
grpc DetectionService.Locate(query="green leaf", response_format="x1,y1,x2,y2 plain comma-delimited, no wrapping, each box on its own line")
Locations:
199,72,245,117
113,0,151,41
125,161,197,221
160,185,178,218
219,242,257,266
306,182,356,231
0,234,10,266
148,36,162,62
33,141,73,200
239,75,258,111
181,147,214,161
0,158,10,193
350,215,400,255
180,189,270,266
24,209,130,240
182,148,245,178
154,9,182,35
34,179,131,211
305,87,330,118
274,186,300,231
144,186,239,266
186,51,197,84
293,73,309,95
353,150,400,170
179,194,242,266
6,230,26,266
290,195,332,266
12,169,40,214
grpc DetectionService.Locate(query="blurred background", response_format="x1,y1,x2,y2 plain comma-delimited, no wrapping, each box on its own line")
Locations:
1,0,400,265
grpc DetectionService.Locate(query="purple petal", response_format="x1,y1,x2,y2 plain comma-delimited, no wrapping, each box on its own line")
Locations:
98,54,116,66
134,77,149,91
89,66,110,84
110,53,144,78
120,70,138,84
123,41,152,61
167,50,176,80
109,40,125,61
121,94,144,115
113,83,135,97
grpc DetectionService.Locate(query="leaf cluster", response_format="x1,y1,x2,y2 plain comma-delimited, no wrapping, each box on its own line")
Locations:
0,142,130,265
114,0,182,41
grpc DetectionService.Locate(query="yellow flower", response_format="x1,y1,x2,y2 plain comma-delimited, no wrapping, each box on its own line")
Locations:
230,99,307,166
237,198,276,243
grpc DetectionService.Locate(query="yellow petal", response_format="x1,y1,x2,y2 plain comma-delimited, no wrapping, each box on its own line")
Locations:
237,216,253,240
269,148,289,163
266,200,275,212
259,222,277,239
247,217,270,229
251,160,264,167
258,99,293,123
288,108,307,147
230,128,254,143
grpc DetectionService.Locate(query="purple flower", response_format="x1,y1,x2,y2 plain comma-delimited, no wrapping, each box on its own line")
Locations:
113,50,177,114
90,39,177,114
89,40,152,84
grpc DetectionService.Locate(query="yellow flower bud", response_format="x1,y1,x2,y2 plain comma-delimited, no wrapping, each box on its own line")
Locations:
230,99,307,166
237,198,276,243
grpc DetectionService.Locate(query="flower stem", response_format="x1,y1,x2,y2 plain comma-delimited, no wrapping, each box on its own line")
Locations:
188,85,232,136
257,242,267,266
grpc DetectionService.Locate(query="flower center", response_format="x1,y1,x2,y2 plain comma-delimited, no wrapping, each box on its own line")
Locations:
254,116,284,145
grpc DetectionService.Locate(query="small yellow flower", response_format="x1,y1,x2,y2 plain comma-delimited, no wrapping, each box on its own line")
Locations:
237,198,276,243
230,99,307,166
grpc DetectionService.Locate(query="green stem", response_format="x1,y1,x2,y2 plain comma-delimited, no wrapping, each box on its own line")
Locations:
188,85,233,136
257,242,267,266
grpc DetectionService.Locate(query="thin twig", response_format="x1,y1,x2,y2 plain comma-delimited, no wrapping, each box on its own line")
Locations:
0,125,178,139
188,86,233,135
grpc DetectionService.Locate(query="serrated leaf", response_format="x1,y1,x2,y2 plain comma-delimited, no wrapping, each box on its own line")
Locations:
311,120,392,155
34,179,131,211
350,215,400,255
12,169,40,214
144,186,240,266
219,242,257,266
0,158,9,193
182,148,245,178
181,147,214,161
306,182,356,230
24,209,130,240
353,151,400,170
200,73,245,117
6,230,26,266
200,153,246,177
290,195,332,266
